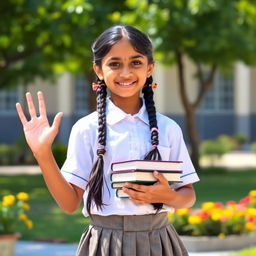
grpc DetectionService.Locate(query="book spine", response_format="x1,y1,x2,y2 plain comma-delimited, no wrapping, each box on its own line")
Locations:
111,169,182,173
116,189,129,198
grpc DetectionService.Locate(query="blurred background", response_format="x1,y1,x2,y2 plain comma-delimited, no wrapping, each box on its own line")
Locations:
0,0,256,252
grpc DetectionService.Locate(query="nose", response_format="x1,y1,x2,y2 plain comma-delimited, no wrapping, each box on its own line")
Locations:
120,66,132,77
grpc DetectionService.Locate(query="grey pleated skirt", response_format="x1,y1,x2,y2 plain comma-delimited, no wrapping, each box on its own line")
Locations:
76,212,188,256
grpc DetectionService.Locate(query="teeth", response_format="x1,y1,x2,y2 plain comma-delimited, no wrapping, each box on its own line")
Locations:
118,82,134,86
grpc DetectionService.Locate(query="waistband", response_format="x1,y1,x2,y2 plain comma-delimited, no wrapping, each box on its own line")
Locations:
91,212,169,232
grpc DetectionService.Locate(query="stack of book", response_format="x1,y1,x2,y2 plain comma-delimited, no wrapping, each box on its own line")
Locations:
110,160,183,198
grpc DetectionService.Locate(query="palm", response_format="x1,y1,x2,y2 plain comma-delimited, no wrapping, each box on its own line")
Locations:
16,92,63,154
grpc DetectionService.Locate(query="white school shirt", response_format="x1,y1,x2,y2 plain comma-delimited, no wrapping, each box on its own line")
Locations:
61,98,199,217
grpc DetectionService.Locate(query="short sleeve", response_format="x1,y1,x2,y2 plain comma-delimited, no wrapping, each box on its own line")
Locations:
169,124,200,190
60,121,94,190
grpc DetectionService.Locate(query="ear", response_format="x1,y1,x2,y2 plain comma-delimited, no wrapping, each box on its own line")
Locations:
147,63,155,78
93,64,104,80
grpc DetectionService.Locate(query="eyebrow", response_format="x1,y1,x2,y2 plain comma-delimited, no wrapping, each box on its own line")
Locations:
107,55,144,61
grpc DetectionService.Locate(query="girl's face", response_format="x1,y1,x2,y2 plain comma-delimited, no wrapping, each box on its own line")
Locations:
94,38,154,104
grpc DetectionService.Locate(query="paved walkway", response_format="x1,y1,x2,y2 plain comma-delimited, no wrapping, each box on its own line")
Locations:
15,241,235,256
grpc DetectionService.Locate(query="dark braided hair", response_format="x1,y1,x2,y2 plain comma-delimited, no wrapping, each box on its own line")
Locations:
87,25,163,215
143,76,163,211
86,79,107,216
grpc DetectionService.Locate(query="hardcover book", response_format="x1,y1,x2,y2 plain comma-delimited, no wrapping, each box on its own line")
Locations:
111,160,182,172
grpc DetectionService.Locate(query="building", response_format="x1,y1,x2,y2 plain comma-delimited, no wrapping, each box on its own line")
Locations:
0,60,255,145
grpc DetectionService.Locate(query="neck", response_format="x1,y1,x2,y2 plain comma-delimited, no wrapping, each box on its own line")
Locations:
110,96,141,115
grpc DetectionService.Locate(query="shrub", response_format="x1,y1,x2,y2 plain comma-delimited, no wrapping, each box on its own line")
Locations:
251,142,256,152
0,144,19,165
200,135,237,166
234,133,248,149
52,142,67,168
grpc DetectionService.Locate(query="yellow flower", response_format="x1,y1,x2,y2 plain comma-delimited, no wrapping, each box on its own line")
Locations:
188,216,202,224
22,202,30,210
17,192,29,201
247,208,256,217
25,219,33,229
176,208,189,215
249,190,256,198
245,222,255,231
211,210,222,221
202,202,215,211
218,233,225,239
3,195,16,206
19,213,28,221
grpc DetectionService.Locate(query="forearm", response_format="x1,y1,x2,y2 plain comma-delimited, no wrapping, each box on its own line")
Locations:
34,148,82,213
163,185,196,209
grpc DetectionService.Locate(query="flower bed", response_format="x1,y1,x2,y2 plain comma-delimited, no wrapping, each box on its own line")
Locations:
169,190,256,251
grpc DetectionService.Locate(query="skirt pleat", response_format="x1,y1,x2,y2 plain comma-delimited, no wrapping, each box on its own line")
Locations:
149,229,162,256
166,224,189,256
136,232,150,256
99,228,112,255
123,232,136,256
110,230,122,256
76,213,188,256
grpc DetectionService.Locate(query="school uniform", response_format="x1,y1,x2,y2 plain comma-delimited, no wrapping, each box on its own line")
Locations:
61,97,199,255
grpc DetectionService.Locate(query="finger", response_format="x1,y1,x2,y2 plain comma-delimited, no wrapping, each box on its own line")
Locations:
153,171,169,185
37,91,47,117
124,183,148,192
52,112,63,133
123,187,144,200
16,103,28,126
26,92,37,118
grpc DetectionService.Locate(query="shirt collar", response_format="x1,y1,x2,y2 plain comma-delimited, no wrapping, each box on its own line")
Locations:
106,97,149,126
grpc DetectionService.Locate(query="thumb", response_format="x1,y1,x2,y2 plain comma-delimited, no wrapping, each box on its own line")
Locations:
52,112,63,133
153,171,168,185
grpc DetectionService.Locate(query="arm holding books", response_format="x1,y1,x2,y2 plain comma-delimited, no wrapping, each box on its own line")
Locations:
123,171,196,209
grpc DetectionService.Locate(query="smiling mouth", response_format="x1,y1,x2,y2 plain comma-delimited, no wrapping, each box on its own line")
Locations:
116,81,136,87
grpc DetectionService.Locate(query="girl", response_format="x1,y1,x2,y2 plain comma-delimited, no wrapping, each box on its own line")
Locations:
16,25,199,256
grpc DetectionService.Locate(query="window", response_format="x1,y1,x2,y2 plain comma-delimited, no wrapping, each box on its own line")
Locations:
75,75,89,114
200,71,234,113
0,87,19,113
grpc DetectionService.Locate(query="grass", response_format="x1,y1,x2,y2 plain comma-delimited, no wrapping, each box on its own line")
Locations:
0,168,256,243
193,168,256,207
229,247,256,256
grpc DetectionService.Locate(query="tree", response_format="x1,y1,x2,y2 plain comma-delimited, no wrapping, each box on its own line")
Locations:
0,0,126,90
110,0,256,170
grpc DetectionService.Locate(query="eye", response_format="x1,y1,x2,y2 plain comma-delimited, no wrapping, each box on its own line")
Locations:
132,60,142,66
108,62,120,68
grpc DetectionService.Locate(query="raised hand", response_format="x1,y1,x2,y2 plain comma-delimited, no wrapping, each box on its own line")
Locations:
16,91,63,155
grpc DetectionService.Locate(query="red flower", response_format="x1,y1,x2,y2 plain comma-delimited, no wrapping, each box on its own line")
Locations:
239,196,251,205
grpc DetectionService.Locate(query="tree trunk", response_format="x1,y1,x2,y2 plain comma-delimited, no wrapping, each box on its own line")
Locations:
185,108,200,171
175,52,217,171
175,51,200,170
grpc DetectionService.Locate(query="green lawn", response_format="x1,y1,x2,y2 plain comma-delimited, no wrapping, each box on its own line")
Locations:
0,169,255,243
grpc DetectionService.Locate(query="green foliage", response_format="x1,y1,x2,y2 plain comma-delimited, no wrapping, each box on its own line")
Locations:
52,141,67,168
0,137,37,165
234,133,248,148
0,144,18,165
111,0,256,67
229,247,256,256
200,134,237,166
251,142,256,152
0,0,127,89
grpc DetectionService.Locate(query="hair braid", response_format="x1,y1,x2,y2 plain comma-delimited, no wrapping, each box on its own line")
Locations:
142,76,163,211
86,80,107,216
